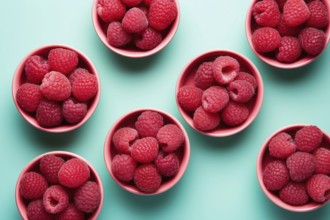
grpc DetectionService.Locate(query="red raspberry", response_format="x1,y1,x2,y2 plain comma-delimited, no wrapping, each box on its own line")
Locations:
263,160,290,191
143,0,153,7
306,174,330,203
155,152,180,177
227,80,255,103
268,132,297,159
135,27,163,50
71,72,98,102
111,154,137,182
122,7,148,33
24,55,50,84
252,27,281,53
27,200,53,220
135,111,164,137
306,0,329,28
252,0,281,27
283,0,310,27
107,21,133,47
97,0,126,22
40,71,71,101
55,203,85,220
279,182,309,206
294,125,323,152
277,16,301,37
299,27,326,56
202,86,229,113
221,101,249,126
122,0,143,7
156,124,184,153
62,98,88,124
149,0,178,30
313,147,330,175
36,99,63,127
20,172,48,200
177,85,203,112
16,83,42,113
68,68,90,85
112,127,139,154
134,164,162,193
43,185,69,214
276,36,302,63
48,48,79,75
193,106,220,131
40,154,65,184
194,62,215,90
131,137,159,163
74,181,101,213
212,56,239,85
286,152,316,182
58,158,90,188
235,72,258,90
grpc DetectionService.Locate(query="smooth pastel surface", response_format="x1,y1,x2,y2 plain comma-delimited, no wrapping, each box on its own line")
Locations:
1,0,330,220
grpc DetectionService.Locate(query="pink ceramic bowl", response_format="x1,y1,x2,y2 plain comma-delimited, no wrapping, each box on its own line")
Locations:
92,0,180,58
16,151,104,219
246,0,330,69
257,124,330,212
176,50,264,137
12,44,100,133
104,108,190,195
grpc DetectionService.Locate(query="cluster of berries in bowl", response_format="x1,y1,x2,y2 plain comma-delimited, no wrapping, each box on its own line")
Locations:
176,50,264,137
104,109,190,195
246,0,330,68
16,151,103,220
93,0,179,58
257,125,330,212
12,45,100,133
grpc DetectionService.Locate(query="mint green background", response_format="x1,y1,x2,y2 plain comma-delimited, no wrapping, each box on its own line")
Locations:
1,0,330,219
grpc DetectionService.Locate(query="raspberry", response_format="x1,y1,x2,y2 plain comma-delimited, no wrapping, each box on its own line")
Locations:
43,185,69,214
298,27,326,56
55,203,85,220
252,27,281,53
235,72,258,90
71,72,98,102
193,106,220,131
286,152,316,182
276,36,302,63
135,111,164,137
16,83,42,113
27,200,53,220
277,16,301,37
68,68,90,85
111,154,137,182
252,0,281,27
279,182,309,206
131,137,159,163
149,0,178,30
20,172,48,200
212,56,239,85
227,80,255,103
58,158,90,188
283,0,311,27
177,85,203,112
48,48,79,75
24,55,50,84
122,7,148,33
40,154,65,184
135,27,163,50
36,99,63,127
194,62,215,90
313,148,330,175
268,132,297,159
221,101,249,126
121,0,143,7
62,98,88,124
40,71,71,101
306,174,330,203
294,125,323,152
202,86,229,113
156,124,184,153
134,164,162,193
74,181,101,213
263,160,290,191
112,127,139,154
107,21,133,47
306,0,329,28
97,0,126,22
155,152,180,177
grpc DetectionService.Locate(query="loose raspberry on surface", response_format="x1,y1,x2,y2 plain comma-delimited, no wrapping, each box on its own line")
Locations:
107,21,133,47
27,200,53,220
122,7,148,33
135,27,163,50
279,182,309,206
155,152,180,177
313,148,330,175
235,72,258,90
131,137,159,163
276,36,302,63
43,185,69,214
252,0,281,27
294,125,323,152
71,72,98,102
40,71,71,101
194,62,215,90
227,80,255,103
134,164,162,193
268,132,297,159
24,55,50,84
97,0,126,23
202,86,229,113
283,0,311,27
298,27,326,56
55,203,85,220
306,0,329,28
36,99,63,128
58,158,90,188
40,154,65,184
263,160,290,191
221,101,249,127
135,111,164,137
212,56,239,85
252,27,281,53
48,48,79,75
306,174,330,203
112,127,139,154
74,181,101,213
111,154,137,182
156,124,184,153
121,0,143,7
286,151,316,182
177,85,203,112
193,106,220,131
149,0,178,30
20,172,48,200
68,68,90,85
62,98,88,124
16,83,42,113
